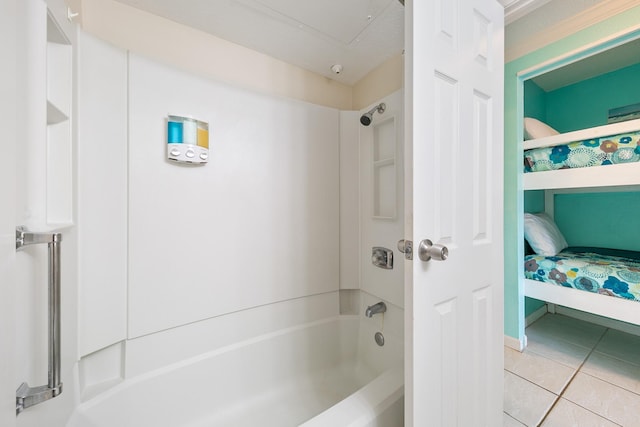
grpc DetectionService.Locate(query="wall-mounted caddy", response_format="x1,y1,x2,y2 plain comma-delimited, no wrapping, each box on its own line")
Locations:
167,115,209,164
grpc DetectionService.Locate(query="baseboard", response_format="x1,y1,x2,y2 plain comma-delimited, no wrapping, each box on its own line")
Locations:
504,334,525,352
525,305,548,327
554,305,640,336
504,306,545,352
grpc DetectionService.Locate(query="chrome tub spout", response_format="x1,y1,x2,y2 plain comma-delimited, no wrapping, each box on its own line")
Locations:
365,302,387,318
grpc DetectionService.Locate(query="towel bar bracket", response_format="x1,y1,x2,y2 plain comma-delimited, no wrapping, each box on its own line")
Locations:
16,382,63,415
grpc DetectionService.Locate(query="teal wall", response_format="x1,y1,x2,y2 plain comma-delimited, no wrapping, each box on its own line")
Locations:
525,297,545,319
524,190,544,213
554,192,640,251
503,6,640,342
546,62,640,132
523,80,546,122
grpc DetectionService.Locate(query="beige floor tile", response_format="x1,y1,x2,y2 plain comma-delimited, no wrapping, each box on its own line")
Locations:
541,398,621,427
503,412,526,427
563,372,640,426
504,371,557,427
527,314,607,349
582,351,640,395
508,316,640,427
504,347,576,394
525,334,592,369
596,329,640,365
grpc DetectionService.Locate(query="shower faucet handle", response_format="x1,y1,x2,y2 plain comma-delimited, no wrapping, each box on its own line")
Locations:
371,247,393,269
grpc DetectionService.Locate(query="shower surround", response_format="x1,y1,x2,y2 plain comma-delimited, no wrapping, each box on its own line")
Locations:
74,30,404,425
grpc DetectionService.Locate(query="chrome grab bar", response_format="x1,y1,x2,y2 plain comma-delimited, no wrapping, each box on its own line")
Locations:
15,226,63,416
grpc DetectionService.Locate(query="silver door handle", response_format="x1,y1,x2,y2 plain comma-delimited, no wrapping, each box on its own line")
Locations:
15,226,63,415
418,239,448,262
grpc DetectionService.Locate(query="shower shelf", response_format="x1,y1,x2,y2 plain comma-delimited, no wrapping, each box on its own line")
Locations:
372,116,397,220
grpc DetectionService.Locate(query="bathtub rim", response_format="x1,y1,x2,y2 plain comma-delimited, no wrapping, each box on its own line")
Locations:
75,315,359,409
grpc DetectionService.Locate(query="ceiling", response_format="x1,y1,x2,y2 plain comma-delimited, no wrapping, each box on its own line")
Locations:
113,0,405,85
112,0,617,88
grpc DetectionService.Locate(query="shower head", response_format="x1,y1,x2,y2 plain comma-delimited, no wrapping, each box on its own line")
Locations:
360,103,386,126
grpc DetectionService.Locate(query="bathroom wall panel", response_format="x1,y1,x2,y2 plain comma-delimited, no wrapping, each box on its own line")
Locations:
128,54,340,338
77,32,128,356
125,293,339,378
339,111,360,290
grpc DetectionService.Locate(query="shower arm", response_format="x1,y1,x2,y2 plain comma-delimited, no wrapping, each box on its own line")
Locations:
367,103,386,116
15,226,63,416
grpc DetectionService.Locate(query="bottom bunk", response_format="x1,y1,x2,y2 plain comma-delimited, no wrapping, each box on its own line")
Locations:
524,247,640,325
524,278,640,326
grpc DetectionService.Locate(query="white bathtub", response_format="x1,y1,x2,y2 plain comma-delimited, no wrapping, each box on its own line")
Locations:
66,316,404,427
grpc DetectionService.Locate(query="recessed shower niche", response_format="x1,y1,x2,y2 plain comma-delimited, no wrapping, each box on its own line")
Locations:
24,9,73,228
372,116,397,219
46,15,73,226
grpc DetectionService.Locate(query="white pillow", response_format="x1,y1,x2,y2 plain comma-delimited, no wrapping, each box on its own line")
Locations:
523,212,568,256
524,117,559,140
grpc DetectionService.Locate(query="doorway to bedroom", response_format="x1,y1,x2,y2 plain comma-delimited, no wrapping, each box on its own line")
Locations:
518,28,640,333
504,4,640,425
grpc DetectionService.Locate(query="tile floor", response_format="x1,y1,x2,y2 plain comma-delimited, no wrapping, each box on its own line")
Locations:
504,313,640,427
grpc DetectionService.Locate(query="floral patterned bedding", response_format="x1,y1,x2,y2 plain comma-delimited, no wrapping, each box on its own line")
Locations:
524,250,640,302
524,130,640,173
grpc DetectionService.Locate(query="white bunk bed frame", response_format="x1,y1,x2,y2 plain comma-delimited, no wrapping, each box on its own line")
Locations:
523,118,640,326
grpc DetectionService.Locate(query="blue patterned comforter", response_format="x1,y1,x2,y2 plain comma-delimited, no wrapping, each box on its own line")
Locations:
524,130,640,173
524,250,640,302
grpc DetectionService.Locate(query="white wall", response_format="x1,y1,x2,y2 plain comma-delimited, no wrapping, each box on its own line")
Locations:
127,54,340,337
77,32,128,356
79,0,352,110
77,33,341,353
353,55,404,111
339,111,361,291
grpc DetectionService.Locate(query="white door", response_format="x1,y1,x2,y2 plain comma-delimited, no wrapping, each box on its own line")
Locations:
405,0,504,426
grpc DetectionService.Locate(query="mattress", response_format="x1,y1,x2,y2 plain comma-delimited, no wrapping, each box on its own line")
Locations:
524,130,640,173
524,247,640,302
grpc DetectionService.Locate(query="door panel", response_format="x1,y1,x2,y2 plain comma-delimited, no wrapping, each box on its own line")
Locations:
406,0,504,426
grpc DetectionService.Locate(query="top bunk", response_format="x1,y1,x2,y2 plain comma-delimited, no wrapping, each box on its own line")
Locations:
521,36,640,192
523,118,640,190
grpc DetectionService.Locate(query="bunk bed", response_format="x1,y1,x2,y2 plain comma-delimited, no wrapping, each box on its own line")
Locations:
522,118,640,325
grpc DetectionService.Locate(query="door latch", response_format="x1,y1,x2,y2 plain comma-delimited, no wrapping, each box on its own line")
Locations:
397,239,413,260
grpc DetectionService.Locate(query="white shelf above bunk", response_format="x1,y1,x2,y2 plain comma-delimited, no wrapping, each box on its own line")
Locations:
524,278,640,326
523,118,640,190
